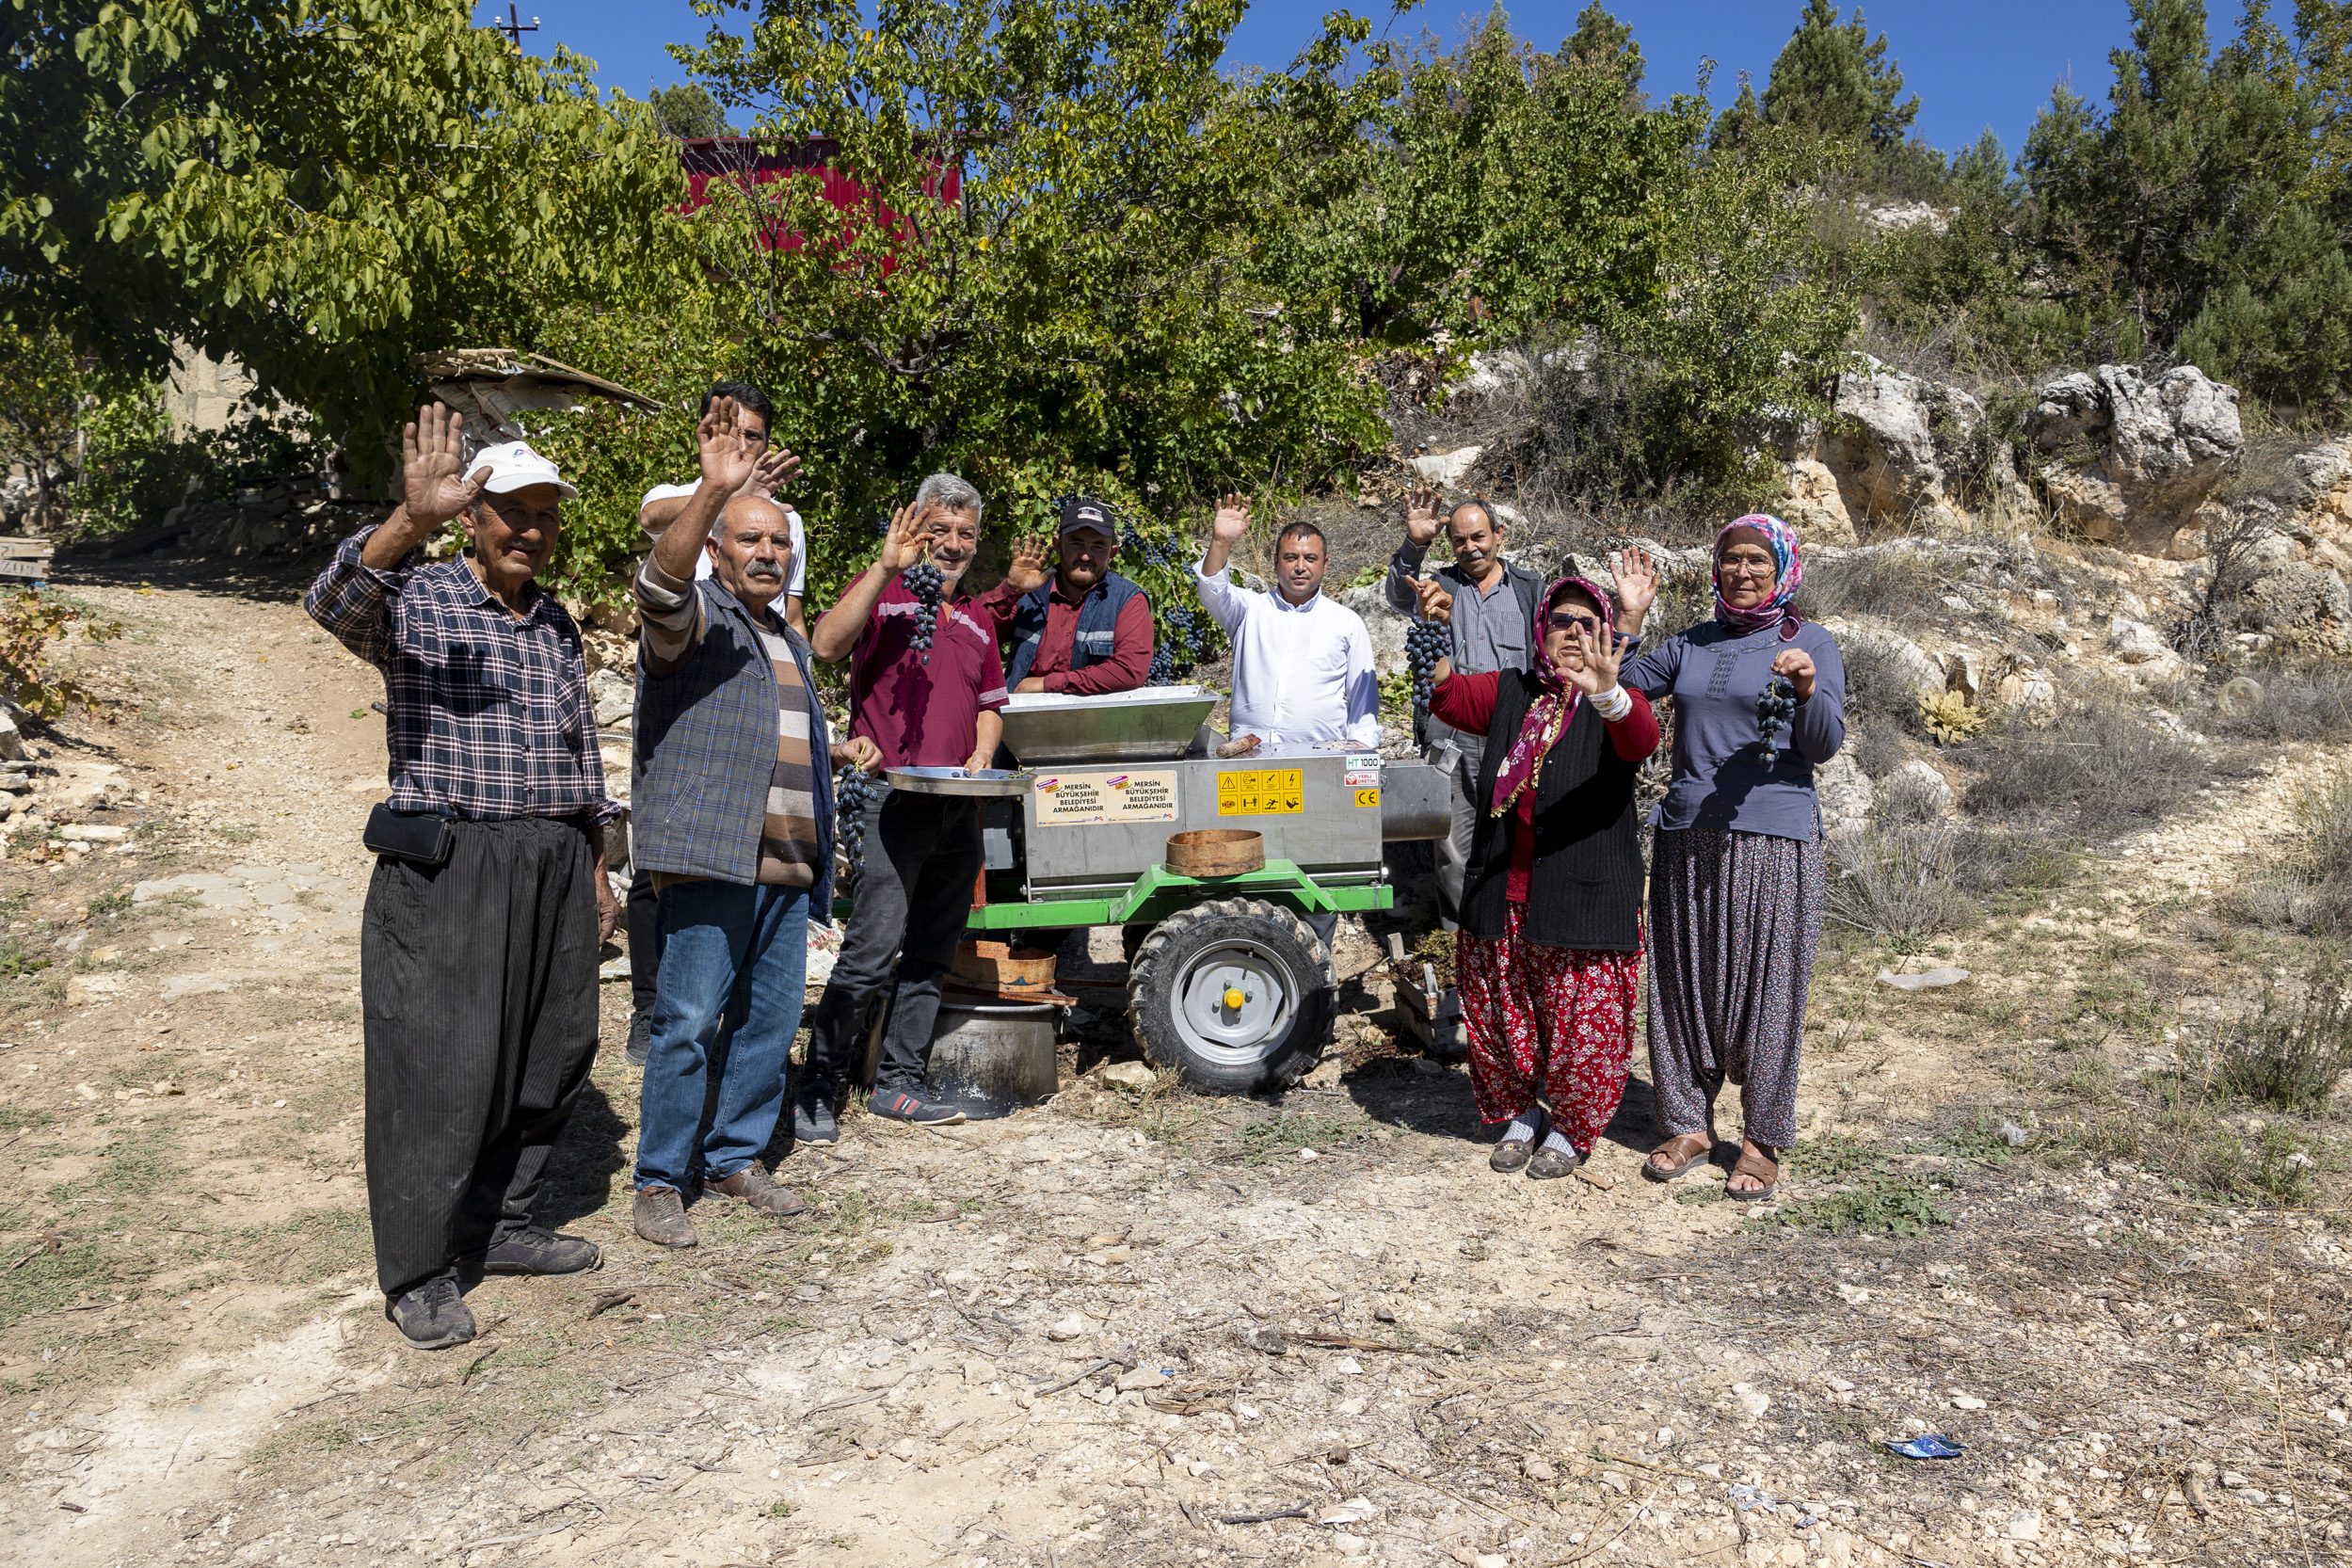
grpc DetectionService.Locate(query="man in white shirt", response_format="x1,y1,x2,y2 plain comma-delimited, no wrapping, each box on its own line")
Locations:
1190,496,1380,960
1190,495,1380,750
639,381,807,635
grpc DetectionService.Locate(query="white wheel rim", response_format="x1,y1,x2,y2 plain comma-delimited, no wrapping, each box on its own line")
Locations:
1170,937,1299,1067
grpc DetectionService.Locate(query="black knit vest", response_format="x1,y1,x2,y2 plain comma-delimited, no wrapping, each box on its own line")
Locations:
1459,668,1645,952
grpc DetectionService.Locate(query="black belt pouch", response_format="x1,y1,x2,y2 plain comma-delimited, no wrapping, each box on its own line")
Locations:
362,804,454,868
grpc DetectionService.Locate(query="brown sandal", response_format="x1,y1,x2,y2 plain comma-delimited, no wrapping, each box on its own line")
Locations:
1642,1132,1714,1182
1726,1143,1780,1202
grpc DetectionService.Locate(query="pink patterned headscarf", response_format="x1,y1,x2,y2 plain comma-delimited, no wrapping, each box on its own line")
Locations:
1713,514,1804,641
1489,575,1616,817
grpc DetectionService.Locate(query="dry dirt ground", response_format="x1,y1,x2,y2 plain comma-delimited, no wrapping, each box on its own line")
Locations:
0,556,2346,1568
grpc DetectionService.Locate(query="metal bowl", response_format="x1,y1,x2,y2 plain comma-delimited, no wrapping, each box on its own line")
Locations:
885,766,1033,797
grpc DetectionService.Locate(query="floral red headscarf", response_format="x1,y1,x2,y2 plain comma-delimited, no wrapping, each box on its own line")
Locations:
1490,575,1615,817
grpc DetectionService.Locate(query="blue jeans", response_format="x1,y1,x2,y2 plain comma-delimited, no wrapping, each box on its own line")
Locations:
634,880,809,1193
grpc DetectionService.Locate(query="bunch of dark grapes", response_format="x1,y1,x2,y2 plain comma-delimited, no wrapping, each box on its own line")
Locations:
1755,675,1798,768
834,765,878,887
1145,644,1194,686
903,558,945,664
1406,618,1450,712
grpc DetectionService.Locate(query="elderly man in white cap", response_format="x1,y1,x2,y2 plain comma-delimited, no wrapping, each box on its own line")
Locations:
307,405,621,1352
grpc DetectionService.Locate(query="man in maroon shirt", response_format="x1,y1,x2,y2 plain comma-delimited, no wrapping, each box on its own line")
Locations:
975,496,1154,696
800,473,1009,1134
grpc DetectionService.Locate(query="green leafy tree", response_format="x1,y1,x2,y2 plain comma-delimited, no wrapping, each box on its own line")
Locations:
650,83,735,139
0,328,90,531
2,0,687,477
1534,122,1863,507
1274,8,1694,345
674,0,1393,660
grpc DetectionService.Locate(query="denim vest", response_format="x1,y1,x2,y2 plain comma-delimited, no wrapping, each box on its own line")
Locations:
1004,571,1143,688
632,580,836,914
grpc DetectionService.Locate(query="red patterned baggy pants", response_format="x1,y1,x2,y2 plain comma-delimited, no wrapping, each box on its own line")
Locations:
1454,904,1643,1151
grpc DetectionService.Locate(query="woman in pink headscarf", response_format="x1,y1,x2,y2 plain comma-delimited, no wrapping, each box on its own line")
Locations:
1618,516,1848,1203
1427,574,1659,1180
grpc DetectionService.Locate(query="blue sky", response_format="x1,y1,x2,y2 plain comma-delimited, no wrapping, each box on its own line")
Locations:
484,0,2149,159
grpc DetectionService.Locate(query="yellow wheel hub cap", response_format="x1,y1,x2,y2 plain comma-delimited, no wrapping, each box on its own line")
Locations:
1223,987,1246,1010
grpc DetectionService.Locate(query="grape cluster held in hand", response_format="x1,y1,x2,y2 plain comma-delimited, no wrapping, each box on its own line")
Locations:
1406,618,1449,712
1755,675,1798,768
903,558,945,664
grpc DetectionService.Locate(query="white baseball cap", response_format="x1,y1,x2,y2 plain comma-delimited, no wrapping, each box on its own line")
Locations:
469,440,579,500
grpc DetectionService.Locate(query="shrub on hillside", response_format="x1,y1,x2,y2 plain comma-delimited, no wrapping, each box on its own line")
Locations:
2211,664,2352,745
1960,690,2199,838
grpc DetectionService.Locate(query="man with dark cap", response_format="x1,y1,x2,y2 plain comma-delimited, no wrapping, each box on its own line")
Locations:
975,496,1155,695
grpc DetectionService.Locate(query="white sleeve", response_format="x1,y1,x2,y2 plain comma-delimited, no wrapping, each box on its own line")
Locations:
1343,618,1382,747
1190,557,1250,636
787,509,807,598
639,480,696,509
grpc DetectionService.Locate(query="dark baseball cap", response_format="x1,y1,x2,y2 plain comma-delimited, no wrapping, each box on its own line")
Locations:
1057,496,1117,542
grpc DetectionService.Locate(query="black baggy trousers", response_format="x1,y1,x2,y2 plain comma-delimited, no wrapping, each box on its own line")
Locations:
361,817,600,1298
804,791,981,1096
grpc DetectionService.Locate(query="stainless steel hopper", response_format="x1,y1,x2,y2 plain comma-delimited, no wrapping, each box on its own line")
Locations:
997,684,1218,765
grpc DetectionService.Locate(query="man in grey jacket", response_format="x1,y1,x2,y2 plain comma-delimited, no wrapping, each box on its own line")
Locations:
627,396,842,1249
1384,488,1543,931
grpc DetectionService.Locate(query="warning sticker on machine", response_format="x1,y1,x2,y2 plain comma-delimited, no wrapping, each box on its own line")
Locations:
1031,768,1179,825
1216,768,1304,816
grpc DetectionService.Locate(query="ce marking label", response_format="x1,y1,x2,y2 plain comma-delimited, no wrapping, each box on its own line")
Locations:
1352,787,1381,808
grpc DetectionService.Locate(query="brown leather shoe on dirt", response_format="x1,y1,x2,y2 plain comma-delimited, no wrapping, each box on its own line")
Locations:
704,1163,807,1217
632,1185,697,1249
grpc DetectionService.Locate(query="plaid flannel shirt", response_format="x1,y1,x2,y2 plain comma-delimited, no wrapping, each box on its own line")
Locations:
305,527,618,825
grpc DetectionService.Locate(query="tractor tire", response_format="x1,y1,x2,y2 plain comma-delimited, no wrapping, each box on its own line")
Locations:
1127,898,1335,1096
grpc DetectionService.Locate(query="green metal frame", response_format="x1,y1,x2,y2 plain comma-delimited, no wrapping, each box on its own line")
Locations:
830,857,1390,930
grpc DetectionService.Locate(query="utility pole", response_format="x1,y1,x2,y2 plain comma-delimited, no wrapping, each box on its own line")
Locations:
488,2,539,46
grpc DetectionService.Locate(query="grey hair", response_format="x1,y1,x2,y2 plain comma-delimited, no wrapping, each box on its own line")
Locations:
1448,497,1499,533
916,472,984,520
710,492,789,540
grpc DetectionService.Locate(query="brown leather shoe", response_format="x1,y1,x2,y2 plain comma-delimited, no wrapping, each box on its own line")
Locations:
705,1163,806,1217
632,1185,697,1249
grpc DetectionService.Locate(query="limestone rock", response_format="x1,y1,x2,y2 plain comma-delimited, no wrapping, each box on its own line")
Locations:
1090,1059,1156,1091
2026,364,2243,552
1337,584,1411,674
2106,616,2170,664
2242,563,2351,637
1816,360,1987,532
1406,447,1483,488
1814,751,1873,837
1779,457,1856,545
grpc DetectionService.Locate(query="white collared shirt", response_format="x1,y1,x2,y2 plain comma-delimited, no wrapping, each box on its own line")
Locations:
641,483,807,597
1190,558,1381,748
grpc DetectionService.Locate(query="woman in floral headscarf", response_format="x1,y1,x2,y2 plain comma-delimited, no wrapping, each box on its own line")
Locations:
1616,516,1847,1202
1427,570,1660,1180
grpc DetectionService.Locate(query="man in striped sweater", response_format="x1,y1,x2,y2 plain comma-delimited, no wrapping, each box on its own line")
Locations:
626,397,846,1249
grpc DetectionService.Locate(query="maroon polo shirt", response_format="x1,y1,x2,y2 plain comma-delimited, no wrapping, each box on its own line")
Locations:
848,575,1010,770
973,574,1156,695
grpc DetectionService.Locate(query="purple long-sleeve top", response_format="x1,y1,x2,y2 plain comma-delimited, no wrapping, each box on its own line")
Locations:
1622,619,1847,841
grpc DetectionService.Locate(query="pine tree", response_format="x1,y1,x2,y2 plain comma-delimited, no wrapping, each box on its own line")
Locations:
1564,3,1644,94
1759,0,1919,148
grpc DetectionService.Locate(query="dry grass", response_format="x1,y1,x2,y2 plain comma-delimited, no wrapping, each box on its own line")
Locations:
2228,766,2352,934
1960,685,2200,838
